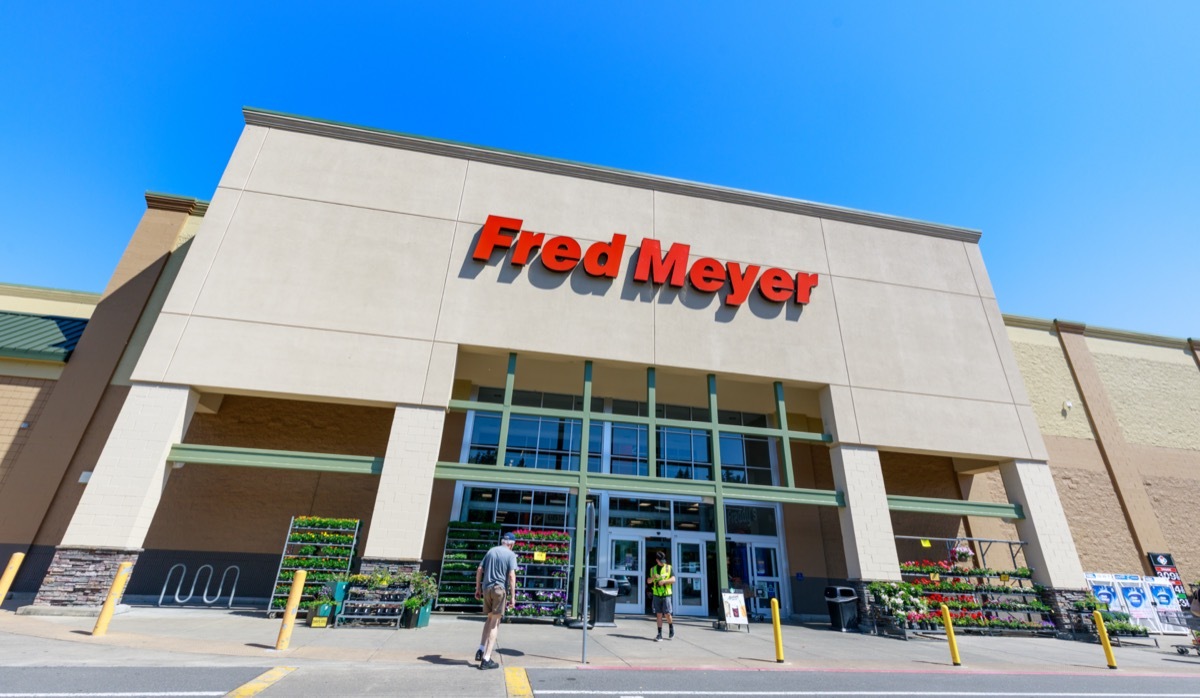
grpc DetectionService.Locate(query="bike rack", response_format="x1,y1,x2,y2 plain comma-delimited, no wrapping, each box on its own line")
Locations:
158,563,240,608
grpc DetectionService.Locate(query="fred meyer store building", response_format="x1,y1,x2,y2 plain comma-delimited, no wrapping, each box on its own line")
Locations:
1,109,1197,626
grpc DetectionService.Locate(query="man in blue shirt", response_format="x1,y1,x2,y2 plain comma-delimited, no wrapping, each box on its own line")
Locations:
474,531,518,670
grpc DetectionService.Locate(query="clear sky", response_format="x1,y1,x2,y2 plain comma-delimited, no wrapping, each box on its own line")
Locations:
1,2,1196,338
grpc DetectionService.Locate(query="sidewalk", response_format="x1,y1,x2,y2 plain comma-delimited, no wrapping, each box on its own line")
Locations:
1,602,1198,677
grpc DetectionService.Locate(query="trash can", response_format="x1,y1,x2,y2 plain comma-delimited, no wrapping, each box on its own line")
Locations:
589,577,630,627
824,586,859,632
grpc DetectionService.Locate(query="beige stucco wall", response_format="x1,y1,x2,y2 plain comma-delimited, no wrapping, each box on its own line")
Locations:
1007,327,1094,440
1087,337,1200,451
130,119,1040,463
0,284,99,319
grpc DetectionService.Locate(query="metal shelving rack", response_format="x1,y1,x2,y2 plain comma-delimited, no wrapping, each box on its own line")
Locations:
510,529,572,622
267,516,360,616
435,522,500,613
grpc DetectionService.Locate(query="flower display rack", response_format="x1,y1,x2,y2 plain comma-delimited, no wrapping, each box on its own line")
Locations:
435,522,501,613
267,515,359,617
867,537,1053,638
335,579,411,628
509,528,572,623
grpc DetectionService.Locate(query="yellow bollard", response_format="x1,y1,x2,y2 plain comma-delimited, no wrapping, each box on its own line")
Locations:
91,561,133,637
939,603,961,667
275,570,307,651
770,597,784,663
0,552,26,607
1092,610,1117,669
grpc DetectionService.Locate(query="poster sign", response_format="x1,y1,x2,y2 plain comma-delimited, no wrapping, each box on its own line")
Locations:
1119,583,1150,618
1146,576,1189,635
1090,583,1118,608
1147,552,1188,603
533,551,547,562
721,591,749,626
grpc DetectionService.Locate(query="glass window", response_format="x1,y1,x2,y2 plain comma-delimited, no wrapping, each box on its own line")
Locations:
609,496,671,529
672,501,714,532
725,504,778,536
657,427,712,481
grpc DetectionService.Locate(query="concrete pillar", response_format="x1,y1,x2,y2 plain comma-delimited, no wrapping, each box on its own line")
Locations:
34,383,197,606
998,459,1085,589
830,445,901,582
360,404,447,567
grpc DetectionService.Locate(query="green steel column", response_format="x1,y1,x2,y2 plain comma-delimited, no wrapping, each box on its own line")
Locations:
495,353,517,468
774,382,796,490
709,374,729,592
570,362,594,618
646,367,657,479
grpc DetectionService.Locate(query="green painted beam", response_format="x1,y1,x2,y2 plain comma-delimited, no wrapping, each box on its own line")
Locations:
434,462,582,489
886,494,1024,520
722,483,844,508
167,444,382,475
585,472,716,499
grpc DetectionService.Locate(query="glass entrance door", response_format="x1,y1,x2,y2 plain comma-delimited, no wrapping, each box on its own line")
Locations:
671,537,707,617
610,537,644,614
726,541,784,617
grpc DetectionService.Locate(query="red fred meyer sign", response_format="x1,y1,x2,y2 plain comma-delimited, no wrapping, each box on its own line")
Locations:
472,215,819,307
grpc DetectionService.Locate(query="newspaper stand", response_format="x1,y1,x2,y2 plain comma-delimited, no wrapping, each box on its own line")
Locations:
713,590,751,633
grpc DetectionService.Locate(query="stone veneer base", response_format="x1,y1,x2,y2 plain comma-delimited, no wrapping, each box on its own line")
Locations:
32,547,140,607
357,558,420,576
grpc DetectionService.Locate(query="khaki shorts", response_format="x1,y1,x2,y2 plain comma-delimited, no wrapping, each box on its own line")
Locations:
482,585,508,615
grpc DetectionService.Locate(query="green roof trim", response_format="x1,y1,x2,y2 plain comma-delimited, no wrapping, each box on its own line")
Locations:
886,494,1024,520
0,311,89,363
167,443,382,475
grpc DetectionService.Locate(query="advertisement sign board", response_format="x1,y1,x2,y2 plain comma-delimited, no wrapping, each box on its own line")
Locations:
1146,552,1188,604
721,591,749,627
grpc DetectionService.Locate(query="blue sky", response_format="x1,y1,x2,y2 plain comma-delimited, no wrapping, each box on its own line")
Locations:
1,2,1196,337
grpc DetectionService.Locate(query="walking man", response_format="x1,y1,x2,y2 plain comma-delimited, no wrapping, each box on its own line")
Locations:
474,531,518,670
648,550,675,641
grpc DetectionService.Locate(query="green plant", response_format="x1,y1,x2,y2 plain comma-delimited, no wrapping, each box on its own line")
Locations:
398,570,439,608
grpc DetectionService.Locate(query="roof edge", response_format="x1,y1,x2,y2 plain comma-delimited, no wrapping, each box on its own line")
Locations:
0,282,101,306
1003,314,1191,350
145,192,210,216
243,107,982,244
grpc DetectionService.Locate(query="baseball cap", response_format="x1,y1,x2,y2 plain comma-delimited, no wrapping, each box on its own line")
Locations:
501,532,516,542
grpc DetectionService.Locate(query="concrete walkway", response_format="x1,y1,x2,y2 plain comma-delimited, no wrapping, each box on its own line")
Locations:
2,602,1199,677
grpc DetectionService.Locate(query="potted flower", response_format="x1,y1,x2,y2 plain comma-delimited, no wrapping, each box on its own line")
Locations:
303,587,335,627
398,570,438,629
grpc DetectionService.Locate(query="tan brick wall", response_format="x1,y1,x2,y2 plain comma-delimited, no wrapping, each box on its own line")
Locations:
141,395,396,553
183,395,394,455
1088,340,1200,451
879,452,968,563
1008,329,1094,440
0,376,53,492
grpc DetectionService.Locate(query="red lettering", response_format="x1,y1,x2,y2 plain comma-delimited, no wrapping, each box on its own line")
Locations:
688,258,725,293
582,234,627,278
794,272,819,304
511,229,546,266
632,238,689,287
757,268,794,302
724,262,761,306
540,236,582,272
472,215,522,261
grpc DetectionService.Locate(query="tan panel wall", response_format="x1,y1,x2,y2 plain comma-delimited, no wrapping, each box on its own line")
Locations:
956,470,1024,566
32,385,129,546
809,446,847,579
0,205,191,546
1008,328,1094,440
785,442,830,578
1087,338,1200,451
421,479,457,565
0,376,53,491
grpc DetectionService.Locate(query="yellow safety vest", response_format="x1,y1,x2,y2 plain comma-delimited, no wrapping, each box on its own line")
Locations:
649,564,673,597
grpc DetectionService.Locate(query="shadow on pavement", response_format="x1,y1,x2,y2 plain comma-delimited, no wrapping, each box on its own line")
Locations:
604,634,657,641
417,654,473,666
245,643,276,650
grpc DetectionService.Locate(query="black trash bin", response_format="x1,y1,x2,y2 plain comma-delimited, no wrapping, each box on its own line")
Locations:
589,577,630,627
824,586,859,631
